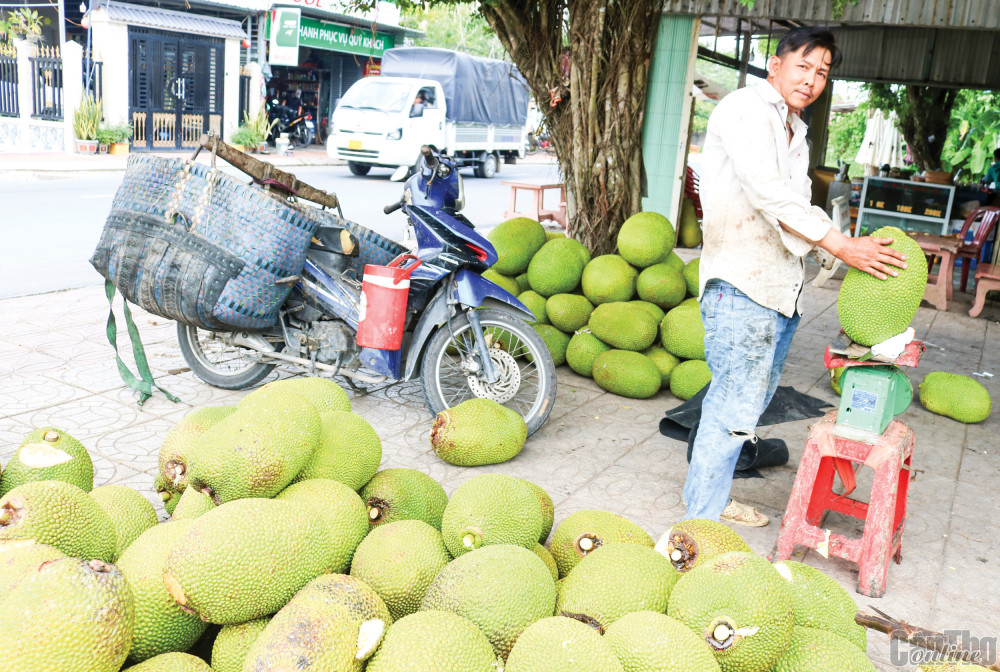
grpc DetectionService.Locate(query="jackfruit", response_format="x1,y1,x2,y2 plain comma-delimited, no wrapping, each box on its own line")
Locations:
527,239,587,297
664,250,685,271
518,289,550,325
157,406,236,513
589,302,659,351
604,610,722,672
555,544,678,631
162,498,329,624
211,618,270,672
667,551,794,672
629,300,666,323
670,360,712,400
365,610,499,672
917,664,993,671
421,544,557,660
654,519,751,575
830,366,845,396
505,616,624,672
350,519,451,621
770,626,875,672
617,211,676,268
186,388,321,503
242,375,350,413
121,652,212,671
643,345,681,387
660,304,706,360
533,543,559,580
546,230,567,241
0,557,134,672
547,293,594,332
679,296,700,308
488,217,547,275
918,371,992,423
678,197,703,248
592,350,662,399
837,226,928,346
430,397,528,466
0,539,65,601
636,262,687,311
549,509,655,578
544,236,591,267
275,478,369,574
360,468,448,530
440,473,543,557
0,427,93,496
0,480,117,562
522,479,555,543
533,323,572,366
89,484,158,560
170,486,216,521
515,272,531,293
566,328,612,377
772,560,867,650
682,258,700,297
293,410,382,490
483,269,522,296
582,254,638,304
117,520,207,663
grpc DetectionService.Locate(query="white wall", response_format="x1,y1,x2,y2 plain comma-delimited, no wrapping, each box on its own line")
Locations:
89,8,130,126
224,37,241,140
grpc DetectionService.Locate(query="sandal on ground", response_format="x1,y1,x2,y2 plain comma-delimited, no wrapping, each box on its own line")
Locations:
721,499,769,527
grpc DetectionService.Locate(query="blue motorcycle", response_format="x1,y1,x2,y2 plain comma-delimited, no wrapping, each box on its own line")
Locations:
176,146,557,435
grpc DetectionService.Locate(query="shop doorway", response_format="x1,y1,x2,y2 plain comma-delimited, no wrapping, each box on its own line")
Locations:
128,27,224,151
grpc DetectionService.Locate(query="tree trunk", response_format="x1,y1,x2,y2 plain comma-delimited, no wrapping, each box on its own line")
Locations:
479,0,666,254
897,86,958,172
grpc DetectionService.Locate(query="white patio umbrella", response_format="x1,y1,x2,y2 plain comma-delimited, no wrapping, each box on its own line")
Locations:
855,109,905,173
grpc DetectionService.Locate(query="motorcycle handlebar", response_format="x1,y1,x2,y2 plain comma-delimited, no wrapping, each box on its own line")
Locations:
420,145,438,170
384,199,404,215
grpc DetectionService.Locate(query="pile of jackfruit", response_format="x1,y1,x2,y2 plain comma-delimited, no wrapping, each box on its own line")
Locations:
0,378,900,671
486,214,711,400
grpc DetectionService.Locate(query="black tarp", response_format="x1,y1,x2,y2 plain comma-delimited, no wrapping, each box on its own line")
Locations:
380,47,530,127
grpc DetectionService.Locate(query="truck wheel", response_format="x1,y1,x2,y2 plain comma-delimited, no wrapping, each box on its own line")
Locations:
475,153,498,179
348,162,371,176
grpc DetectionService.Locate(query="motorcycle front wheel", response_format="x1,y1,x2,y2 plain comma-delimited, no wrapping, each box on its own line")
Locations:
176,323,277,390
292,125,315,148
420,309,556,436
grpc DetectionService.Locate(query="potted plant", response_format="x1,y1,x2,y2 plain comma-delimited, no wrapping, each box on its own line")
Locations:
242,108,276,154
1,9,43,43
229,125,256,153
107,122,132,155
73,94,102,154
95,126,113,154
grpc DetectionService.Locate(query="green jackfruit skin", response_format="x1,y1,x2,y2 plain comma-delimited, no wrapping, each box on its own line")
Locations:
655,519,751,575
522,479,554,543
117,520,207,663
667,551,794,672
629,300,666,323
275,478,369,574
430,398,528,466
488,217,547,275
360,468,449,530
186,388,321,503
89,484,158,560
679,197,703,248
643,345,681,387
637,263,687,310
533,544,559,580
441,473,543,557
549,509,655,578
670,360,712,401
211,618,270,672
592,350,662,399
515,272,531,293
604,610,722,672
533,323,572,366
770,626,875,672
163,498,330,624
566,329,613,377
555,237,592,266
157,406,237,508
546,293,594,332
919,371,992,423
772,560,867,651
243,375,351,413
505,616,624,672
617,211,676,268
664,250,685,271
483,269,523,297
0,480,117,563
0,557,134,672
366,610,500,672
121,652,213,671
582,254,638,304
589,302,659,351
679,296,700,308
169,486,216,521
294,410,382,490
837,226,928,346
682,258,700,297
0,540,65,601
1,427,93,496
527,239,587,297
660,304,706,360
518,290,550,325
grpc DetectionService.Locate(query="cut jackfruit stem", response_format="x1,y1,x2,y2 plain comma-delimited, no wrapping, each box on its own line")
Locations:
367,498,389,523
88,559,112,573
706,617,737,651
462,527,483,549
159,491,171,502
43,430,60,442
573,532,602,556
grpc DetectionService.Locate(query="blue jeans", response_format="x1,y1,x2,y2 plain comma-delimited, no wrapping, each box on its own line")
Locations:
682,279,801,521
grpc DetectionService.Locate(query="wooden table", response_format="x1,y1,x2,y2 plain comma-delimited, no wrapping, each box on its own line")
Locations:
502,181,567,229
907,232,959,311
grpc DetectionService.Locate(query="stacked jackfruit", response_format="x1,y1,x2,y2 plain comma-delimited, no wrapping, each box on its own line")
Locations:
486,214,711,400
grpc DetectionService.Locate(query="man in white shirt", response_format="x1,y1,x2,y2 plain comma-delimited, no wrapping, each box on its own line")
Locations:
684,27,908,526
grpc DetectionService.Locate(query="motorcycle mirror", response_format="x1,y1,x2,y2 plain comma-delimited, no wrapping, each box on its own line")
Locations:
389,166,409,182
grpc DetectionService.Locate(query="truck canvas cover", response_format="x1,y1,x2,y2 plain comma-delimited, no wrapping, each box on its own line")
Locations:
381,47,530,127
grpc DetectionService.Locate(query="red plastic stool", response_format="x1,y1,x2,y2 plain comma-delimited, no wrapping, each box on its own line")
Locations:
770,410,914,598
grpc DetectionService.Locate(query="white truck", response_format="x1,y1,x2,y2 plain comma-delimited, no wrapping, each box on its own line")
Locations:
327,47,530,178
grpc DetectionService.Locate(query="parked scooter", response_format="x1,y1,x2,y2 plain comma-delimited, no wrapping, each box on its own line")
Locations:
176,145,557,435
268,99,316,148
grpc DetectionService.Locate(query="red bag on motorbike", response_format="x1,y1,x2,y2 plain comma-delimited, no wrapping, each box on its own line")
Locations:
356,254,422,351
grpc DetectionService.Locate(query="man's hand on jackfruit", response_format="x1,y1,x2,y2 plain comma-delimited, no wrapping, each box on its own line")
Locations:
821,230,908,280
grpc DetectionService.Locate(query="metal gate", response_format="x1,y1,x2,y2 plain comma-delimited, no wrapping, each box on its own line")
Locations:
128,28,223,151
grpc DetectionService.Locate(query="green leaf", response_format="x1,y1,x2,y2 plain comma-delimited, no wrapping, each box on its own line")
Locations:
971,145,988,175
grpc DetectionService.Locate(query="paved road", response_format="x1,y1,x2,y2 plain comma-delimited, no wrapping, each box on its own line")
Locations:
0,161,563,299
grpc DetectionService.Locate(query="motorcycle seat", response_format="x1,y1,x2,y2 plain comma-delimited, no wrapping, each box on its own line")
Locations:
310,226,360,257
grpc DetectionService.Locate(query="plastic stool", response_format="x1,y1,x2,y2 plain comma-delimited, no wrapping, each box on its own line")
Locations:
770,410,914,598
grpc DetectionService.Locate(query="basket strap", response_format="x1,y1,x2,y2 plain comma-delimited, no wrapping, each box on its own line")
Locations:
103,279,180,406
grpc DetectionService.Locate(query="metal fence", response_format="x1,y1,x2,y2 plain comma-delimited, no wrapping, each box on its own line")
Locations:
30,45,62,121
83,53,102,101
0,44,16,118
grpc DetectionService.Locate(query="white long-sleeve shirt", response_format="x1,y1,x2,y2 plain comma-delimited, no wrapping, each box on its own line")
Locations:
698,81,833,317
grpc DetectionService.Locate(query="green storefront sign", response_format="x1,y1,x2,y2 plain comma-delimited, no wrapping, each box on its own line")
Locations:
267,14,395,57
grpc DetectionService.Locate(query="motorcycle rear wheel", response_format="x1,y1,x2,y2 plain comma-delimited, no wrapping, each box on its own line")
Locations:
420,309,556,437
176,323,277,390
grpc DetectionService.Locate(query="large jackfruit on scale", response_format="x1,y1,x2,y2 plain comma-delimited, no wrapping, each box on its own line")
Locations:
0,426,93,496
430,397,527,466
919,371,992,423
156,405,236,515
505,616,624,672
360,468,449,530
549,508,655,578
365,610,500,672
440,473,543,557
89,483,158,560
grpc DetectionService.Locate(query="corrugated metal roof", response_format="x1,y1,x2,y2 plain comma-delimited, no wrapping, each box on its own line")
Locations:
96,0,248,39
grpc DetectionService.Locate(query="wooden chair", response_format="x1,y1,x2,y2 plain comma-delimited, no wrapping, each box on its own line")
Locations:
954,206,1000,292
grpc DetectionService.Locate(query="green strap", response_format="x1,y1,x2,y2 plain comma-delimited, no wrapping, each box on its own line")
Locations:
104,280,180,406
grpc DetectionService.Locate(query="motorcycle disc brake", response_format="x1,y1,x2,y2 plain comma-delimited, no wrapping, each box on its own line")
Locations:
467,347,520,404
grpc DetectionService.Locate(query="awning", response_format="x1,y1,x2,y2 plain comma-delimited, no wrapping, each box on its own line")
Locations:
94,0,248,40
